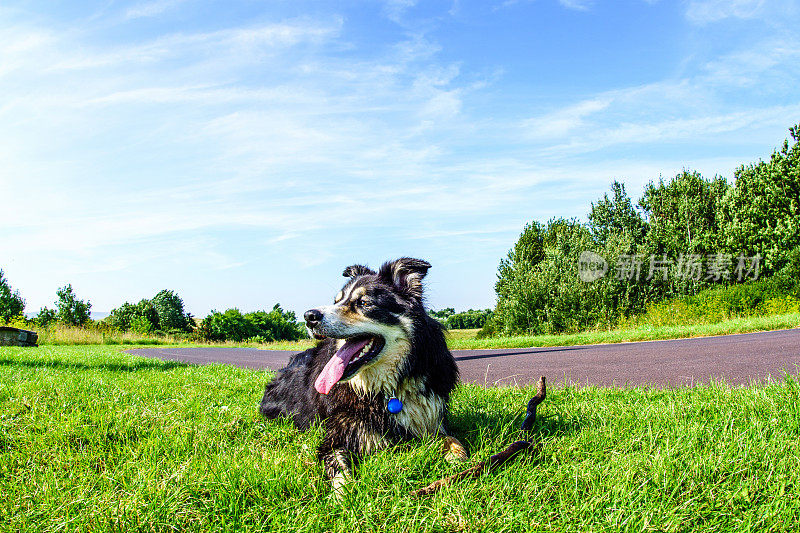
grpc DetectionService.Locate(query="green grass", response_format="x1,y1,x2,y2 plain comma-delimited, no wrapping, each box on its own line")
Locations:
2,345,799,532
12,288,800,352
447,312,800,350
167,311,800,352
234,310,800,351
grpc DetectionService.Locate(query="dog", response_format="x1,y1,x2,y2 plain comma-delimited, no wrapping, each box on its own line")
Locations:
259,257,468,492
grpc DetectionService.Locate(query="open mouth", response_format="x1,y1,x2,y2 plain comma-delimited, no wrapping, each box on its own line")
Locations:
340,335,386,380
314,334,386,395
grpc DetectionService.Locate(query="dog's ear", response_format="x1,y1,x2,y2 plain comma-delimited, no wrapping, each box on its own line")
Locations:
378,257,431,300
342,264,375,278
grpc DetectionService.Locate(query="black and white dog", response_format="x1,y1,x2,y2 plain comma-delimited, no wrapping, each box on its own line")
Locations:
260,258,467,491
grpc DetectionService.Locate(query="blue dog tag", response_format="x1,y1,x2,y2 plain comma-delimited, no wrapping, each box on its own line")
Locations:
387,397,403,414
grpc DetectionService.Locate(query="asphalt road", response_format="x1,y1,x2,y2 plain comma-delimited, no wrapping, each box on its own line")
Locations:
128,328,800,388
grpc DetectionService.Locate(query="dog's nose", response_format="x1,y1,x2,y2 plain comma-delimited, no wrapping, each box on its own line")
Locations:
304,309,323,327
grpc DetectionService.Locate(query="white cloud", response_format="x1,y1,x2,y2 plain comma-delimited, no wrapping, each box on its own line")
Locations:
383,0,419,22
539,105,800,155
558,0,593,10
125,0,188,20
701,38,800,89
514,30,800,157
685,0,798,25
47,19,342,71
497,0,593,10
0,11,481,279
2,1,800,314
522,97,611,140
0,28,56,78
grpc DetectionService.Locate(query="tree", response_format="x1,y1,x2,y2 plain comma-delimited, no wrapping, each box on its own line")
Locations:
107,299,158,332
494,218,608,335
637,170,729,296
106,291,193,334
588,181,645,246
36,307,57,327
201,308,256,342
152,289,191,332
428,308,455,321
0,269,25,323
499,221,546,278
491,217,654,336
446,309,493,329
245,304,303,342
489,123,800,336
639,170,728,259
55,284,91,326
106,302,137,331
719,124,800,274
199,304,303,342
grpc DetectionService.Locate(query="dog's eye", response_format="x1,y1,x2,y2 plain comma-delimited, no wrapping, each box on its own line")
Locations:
357,297,371,309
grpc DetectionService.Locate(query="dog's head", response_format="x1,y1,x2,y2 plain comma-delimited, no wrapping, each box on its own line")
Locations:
305,257,430,396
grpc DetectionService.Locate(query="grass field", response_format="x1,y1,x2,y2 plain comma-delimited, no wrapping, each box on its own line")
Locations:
16,308,800,353
244,311,800,351
446,312,800,350
2,345,799,532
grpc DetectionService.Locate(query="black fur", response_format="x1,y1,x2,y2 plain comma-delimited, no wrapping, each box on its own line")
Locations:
259,258,459,485
342,264,376,278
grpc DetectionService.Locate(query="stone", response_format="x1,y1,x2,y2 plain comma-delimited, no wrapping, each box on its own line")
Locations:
0,326,38,347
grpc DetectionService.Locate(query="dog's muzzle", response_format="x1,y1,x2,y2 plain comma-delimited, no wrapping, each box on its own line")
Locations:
304,308,327,340
305,309,322,328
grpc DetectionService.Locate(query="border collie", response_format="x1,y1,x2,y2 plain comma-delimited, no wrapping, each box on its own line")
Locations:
259,257,467,492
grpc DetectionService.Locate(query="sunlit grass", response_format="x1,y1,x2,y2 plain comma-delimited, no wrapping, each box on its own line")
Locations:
447,312,800,350
36,323,176,345
7,305,800,352
2,345,798,532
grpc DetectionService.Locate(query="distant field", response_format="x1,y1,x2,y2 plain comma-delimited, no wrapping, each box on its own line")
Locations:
2,345,798,532
19,311,800,353
446,312,800,350
445,328,481,341
248,312,800,351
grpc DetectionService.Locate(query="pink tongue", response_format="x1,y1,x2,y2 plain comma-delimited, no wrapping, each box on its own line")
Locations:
314,338,371,394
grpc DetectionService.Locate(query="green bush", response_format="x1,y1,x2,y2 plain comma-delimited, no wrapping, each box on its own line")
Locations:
493,219,643,335
35,307,57,327
446,309,493,329
199,304,303,342
244,305,304,342
0,269,25,323
152,290,192,332
200,308,254,342
719,125,800,274
107,290,192,334
428,308,455,322
55,284,91,327
589,180,645,246
638,170,729,297
130,314,156,335
632,276,800,327
778,245,800,281
107,299,158,332
428,308,493,329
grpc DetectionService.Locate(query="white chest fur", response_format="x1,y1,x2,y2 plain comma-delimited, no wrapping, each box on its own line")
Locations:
392,377,445,438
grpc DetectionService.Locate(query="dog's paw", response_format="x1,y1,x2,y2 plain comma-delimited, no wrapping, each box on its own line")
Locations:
442,436,469,463
328,473,353,502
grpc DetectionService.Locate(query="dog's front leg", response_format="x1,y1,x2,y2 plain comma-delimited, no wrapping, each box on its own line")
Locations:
320,448,354,496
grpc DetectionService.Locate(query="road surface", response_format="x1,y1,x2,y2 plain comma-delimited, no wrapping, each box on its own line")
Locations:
128,328,800,388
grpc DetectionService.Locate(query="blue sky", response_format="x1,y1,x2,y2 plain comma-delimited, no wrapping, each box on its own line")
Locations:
2,0,799,318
